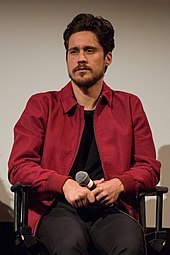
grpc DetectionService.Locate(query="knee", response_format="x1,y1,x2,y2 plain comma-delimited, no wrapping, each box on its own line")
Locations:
56,232,89,254
106,226,146,254
64,234,87,249
120,229,146,254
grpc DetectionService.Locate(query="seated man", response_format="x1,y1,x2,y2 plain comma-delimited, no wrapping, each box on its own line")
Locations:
8,13,160,255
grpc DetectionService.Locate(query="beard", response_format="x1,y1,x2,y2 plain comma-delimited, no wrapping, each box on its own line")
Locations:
68,69,104,90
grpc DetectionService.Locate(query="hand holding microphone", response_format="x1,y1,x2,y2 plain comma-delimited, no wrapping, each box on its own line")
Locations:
75,171,123,206
75,171,107,206
63,171,111,208
62,174,96,208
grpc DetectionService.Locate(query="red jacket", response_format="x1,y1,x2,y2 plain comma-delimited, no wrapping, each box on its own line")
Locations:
8,81,160,234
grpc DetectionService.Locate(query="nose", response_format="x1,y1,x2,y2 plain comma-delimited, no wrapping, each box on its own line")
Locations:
77,50,87,63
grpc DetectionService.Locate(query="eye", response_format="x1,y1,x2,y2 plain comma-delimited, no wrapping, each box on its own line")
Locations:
85,47,96,54
69,48,79,55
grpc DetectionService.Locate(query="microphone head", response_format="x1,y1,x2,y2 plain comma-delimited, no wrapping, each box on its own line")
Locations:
75,171,90,186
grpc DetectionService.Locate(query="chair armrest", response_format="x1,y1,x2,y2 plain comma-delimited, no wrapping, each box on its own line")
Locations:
11,182,32,192
11,182,32,233
11,182,51,255
138,185,168,232
138,186,168,252
139,186,168,197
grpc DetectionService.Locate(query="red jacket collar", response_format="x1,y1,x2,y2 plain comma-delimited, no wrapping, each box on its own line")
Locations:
61,81,114,113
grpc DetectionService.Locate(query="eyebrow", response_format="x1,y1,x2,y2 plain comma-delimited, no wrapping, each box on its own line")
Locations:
84,46,97,51
68,46,97,52
68,47,78,52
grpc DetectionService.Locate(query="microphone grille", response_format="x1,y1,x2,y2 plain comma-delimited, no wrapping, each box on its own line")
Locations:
75,171,90,186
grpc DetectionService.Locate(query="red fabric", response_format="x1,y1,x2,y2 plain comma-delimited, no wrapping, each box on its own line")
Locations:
8,81,160,234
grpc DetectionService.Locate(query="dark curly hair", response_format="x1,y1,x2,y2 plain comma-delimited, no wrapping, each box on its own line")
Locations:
63,13,115,56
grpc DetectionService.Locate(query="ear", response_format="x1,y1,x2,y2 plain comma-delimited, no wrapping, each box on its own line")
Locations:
105,52,112,67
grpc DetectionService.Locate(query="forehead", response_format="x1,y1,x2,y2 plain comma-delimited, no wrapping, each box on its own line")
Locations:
68,31,101,48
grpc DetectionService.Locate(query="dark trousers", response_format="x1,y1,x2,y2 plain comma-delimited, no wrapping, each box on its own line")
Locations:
37,199,146,255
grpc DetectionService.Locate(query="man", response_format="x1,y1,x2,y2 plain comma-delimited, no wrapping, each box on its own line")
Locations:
8,13,160,255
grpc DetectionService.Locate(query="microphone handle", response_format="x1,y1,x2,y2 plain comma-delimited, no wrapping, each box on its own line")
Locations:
87,179,96,190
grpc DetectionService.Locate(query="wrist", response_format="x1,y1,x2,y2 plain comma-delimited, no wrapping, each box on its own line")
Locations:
62,178,74,193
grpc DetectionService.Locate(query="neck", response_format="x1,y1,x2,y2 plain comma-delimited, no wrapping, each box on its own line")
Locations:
72,81,103,110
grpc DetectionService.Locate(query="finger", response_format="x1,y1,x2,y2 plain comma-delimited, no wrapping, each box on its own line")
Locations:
94,178,105,185
75,200,83,208
91,185,102,197
75,196,89,207
87,191,96,203
95,192,107,202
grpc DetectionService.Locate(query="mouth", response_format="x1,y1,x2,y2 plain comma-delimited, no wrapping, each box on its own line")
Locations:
74,66,91,73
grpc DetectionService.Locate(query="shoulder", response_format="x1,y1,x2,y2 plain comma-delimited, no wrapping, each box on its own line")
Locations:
115,91,145,115
112,90,143,107
25,90,62,110
103,83,142,105
27,82,71,107
113,90,140,100
28,90,60,102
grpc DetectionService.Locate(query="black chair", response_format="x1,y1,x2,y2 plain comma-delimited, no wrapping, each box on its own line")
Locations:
10,183,50,255
138,186,168,253
10,182,168,255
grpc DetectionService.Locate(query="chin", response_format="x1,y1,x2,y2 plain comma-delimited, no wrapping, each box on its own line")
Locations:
74,79,95,89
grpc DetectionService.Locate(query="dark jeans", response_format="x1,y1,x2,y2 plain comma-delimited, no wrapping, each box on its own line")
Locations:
37,199,146,255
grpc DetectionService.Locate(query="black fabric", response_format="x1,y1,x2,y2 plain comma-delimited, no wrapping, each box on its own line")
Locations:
37,200,146,255
69,110,104,181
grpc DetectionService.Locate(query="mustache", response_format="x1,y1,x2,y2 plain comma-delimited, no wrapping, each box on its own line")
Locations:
73,65,92,73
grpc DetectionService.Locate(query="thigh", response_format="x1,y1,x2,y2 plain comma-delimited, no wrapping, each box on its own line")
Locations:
37,201,90,255
90,207,146,255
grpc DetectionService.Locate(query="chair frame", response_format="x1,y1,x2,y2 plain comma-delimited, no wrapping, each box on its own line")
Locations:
11,182,168,255
138,185,168,252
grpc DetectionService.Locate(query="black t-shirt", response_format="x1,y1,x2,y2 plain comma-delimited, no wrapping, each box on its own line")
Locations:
69,110,104,181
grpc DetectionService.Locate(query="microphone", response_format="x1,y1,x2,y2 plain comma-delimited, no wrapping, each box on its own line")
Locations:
75,171,96,190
